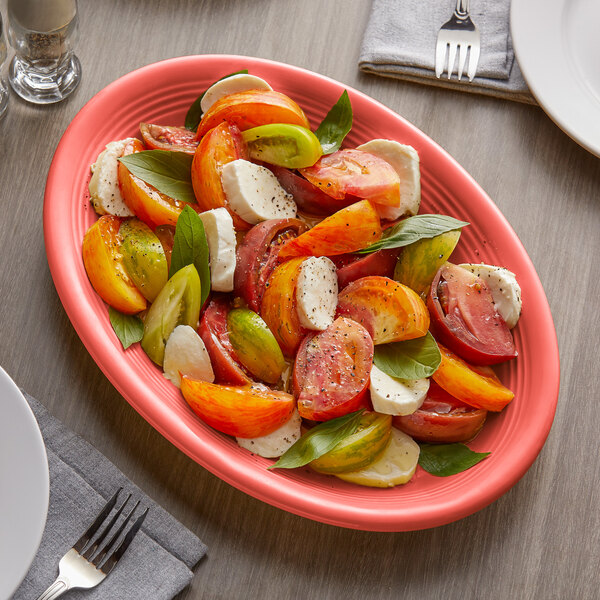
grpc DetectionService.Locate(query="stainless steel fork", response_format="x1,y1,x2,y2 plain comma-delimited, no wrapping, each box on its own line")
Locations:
435,0,480,81
36,488,149,600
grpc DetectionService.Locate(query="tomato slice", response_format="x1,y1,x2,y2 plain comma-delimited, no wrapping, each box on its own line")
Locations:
428,263,517,365
393,380,487,443
191,122,250,230
234,218,308,312
331,248,400,290
139,122,198,154
299,149,401,206
293,317,374,421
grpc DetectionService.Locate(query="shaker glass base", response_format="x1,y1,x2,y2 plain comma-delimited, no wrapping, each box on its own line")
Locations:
8,54,81,104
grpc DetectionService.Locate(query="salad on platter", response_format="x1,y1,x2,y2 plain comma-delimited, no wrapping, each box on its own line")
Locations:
81,70,523,488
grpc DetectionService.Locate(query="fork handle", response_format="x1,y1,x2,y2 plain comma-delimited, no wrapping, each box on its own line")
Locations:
455,0,470,17
36,577,71,600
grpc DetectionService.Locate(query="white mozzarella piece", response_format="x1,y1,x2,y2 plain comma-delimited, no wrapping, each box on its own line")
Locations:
295,257,338,331
356,139,421,220
198,207,237,292
369,364,429,416
163,325,215,388
88,138,137,217
201,74,273,114
458,263,522,328
221,159,297,224
236,409,302,458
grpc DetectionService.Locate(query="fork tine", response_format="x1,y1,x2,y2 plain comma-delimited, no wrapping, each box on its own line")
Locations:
435,40,447,78
446,43,458,79
457,44,468,81
467,43,480,81
72,488,122,554
100,508,149,575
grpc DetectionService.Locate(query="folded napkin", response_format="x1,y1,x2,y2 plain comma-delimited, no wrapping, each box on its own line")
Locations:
360,0,535,104
13,394,207,600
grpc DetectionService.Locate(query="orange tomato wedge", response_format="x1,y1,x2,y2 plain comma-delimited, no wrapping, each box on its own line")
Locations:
432,343,515,412
196,89,310,139
278,200,382,258
181,378,295,438
82,215,147,314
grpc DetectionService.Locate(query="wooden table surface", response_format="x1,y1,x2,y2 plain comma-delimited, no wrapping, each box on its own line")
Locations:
1,1,599,598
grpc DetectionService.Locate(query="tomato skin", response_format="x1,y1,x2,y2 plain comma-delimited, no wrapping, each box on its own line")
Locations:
332,248,400,290
428,263,517,365
293,317,374,421
82,215,147,314
432,343,514,412
278,200,382,258
393,380,487,443
234,218,308,312
181,378,295,438
196,89,310,139
139,122,198,154
191,122,250,231
198,297,252,385
299,149,401,206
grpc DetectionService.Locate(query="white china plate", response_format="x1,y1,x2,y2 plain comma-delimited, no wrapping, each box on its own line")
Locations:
511,0,600,157
0,367,49,598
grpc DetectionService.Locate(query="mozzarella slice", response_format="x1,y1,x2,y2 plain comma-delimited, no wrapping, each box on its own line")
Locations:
295,257,338,330
236,409,302,458
198,207,236,292
200,74,272,114
458,263,522,328
163,325,215,388
369,364,429,416
88,138,136,217
221,159,297,224
356,139,421,220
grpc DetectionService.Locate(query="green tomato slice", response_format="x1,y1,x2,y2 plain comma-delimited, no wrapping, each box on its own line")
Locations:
119,219,168,302
141,264,201,365
227,307,286,384
242,124,323,169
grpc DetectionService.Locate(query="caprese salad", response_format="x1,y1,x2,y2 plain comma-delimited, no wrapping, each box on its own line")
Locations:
82,70,522,487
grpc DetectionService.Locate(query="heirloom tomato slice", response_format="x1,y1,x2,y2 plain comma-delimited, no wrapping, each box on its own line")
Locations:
139,122,198,154
82,215,147,315
293,317,374,421
428,263,517,365
191,122,250,230
196,89,310,139
332,248,400,290
299,149,401,206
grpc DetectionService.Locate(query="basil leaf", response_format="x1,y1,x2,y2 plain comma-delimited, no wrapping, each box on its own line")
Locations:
314,90,353,155
185,69,249,132
169,205,211,305
269,409,364,470
418,443,490,477
109,307,144,349
118,150,195,204
374,332,441,379
358,214,469,254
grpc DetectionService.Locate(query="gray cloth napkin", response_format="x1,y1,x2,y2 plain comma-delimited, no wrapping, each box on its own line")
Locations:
13,394,207,600
360,0,535,104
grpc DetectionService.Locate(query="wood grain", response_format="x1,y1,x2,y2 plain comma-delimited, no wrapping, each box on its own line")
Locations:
0,0,599,598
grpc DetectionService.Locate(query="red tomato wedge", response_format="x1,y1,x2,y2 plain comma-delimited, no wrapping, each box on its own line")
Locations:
293,317,374,421
331,248,400,290
393,380,487,443
139,122,198,154
336,276,429,344
181,378,295,438
299,149,401,206
196,90,310,139
428,263,517,365
432,343,514,412
234,218,308,312
191,122,250,230
278,200,382,258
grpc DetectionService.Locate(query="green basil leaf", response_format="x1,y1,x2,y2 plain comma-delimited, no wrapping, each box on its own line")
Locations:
185,69,249,132
269,409,365,470
169,205,211,305
374,331,441,379
314,90,353,155
118,150,195,204
358,214,469,254
418,443,491,477
108,307,144,349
